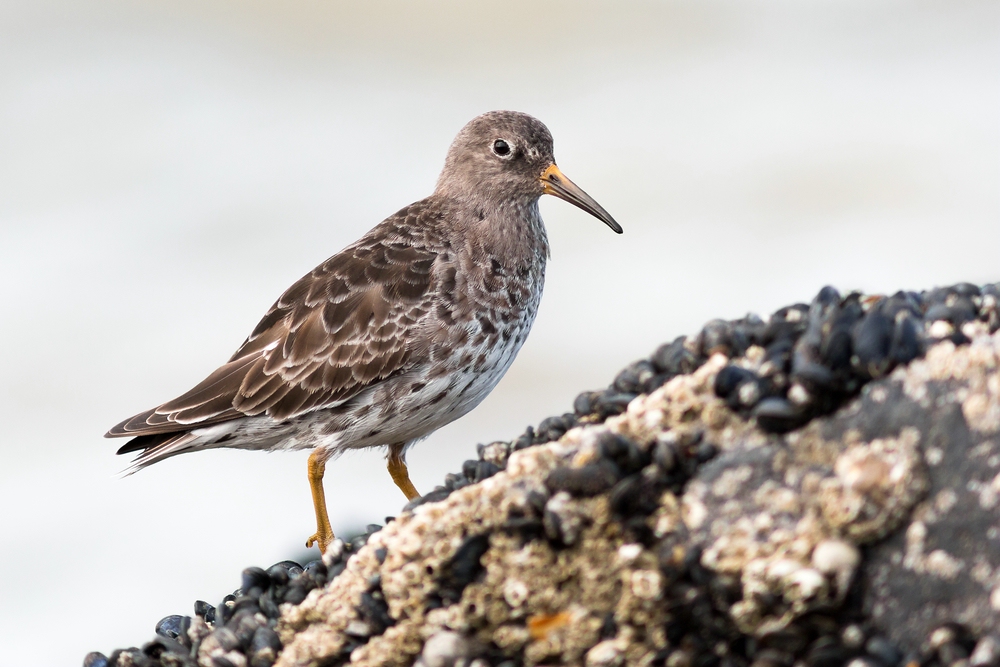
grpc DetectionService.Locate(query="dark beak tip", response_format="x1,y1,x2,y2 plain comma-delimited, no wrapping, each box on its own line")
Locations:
598,213,623,234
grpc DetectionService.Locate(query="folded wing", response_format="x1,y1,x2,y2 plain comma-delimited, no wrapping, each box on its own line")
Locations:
107,223,439,448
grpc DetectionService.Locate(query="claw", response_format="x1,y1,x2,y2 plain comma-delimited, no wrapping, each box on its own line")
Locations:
306,527,334,552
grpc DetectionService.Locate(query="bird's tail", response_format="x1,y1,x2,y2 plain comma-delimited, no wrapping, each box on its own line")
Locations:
117,431,200,476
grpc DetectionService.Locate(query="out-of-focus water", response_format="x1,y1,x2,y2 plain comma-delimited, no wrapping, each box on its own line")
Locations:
0,1,997,664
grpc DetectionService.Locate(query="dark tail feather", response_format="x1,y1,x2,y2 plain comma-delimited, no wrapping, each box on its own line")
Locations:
116,432,178,455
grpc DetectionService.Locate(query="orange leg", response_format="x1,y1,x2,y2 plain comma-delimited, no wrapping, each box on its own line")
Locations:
387,443,420,500
305,449,335,552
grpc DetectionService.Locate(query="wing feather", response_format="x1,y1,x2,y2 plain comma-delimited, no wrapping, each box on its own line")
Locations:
171,392,243,425
107,203,443,448
158,355,264,413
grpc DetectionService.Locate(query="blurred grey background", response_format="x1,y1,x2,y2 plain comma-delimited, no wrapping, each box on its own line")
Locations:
0,0,997,664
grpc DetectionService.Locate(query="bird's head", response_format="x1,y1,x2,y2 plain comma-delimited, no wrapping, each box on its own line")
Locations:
435,110,622,234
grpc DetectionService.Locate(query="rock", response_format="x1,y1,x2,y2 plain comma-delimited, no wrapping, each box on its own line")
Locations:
88,282,1000,667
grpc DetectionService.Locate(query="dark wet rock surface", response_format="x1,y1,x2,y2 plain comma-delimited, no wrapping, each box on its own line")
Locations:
88,282,1000,667
84,528,382,667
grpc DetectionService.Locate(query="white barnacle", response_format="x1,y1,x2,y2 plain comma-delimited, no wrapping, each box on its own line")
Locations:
503,578,529,608
681,493,709,530
630,569,664,600
617,543,644,564
765,558,802,582
784,567,826,602
811,539,860,595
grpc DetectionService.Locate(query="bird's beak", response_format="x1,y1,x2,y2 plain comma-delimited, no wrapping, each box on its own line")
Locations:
540,164,623,234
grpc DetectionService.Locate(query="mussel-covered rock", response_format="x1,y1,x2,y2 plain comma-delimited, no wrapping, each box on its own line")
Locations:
92,281,1000,667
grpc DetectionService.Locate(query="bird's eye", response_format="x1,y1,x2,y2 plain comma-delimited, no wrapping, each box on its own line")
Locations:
492,139,512,157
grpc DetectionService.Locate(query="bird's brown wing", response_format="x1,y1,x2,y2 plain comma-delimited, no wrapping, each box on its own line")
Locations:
107,216,439,443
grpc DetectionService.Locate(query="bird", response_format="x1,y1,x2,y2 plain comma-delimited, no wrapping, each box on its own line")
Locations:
106,110,622,553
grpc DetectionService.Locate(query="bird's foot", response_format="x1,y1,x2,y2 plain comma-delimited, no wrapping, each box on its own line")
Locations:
306,526,335,553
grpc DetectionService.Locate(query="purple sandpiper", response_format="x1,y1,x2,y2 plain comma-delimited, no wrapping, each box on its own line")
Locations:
106,111,622,552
